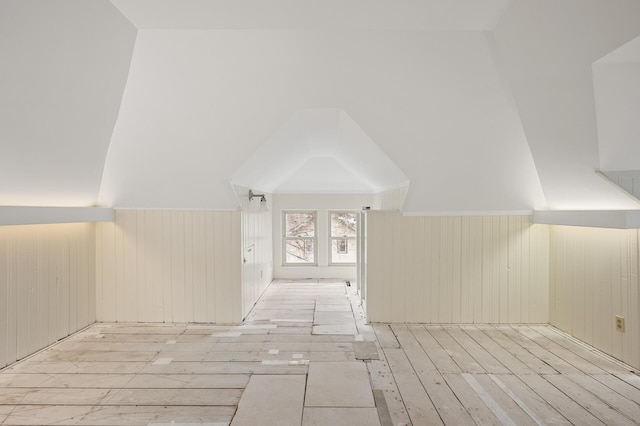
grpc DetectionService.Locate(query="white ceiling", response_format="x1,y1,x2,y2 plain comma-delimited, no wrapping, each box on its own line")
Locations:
594,36,640,172
2,0,640,213
110,0,512,31
490,0,640,210
230,108,408,195
273,157,376,194
0,0,136,206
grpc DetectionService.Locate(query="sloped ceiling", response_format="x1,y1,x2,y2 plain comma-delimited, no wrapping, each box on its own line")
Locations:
230,108,409,194
491,0,640,210
109,0,512,31
0,0,136,206
594,36,640,172
274,157,376,194
3,0,640,213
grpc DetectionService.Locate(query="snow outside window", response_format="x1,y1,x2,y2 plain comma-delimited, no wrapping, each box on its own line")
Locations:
329,211,357,265
283,211,317,266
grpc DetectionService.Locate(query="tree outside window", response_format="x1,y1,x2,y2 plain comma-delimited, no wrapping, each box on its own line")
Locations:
329,211,357,265
283,211,317,265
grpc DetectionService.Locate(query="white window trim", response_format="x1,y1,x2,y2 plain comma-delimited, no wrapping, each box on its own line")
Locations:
282,210,318,267
328,210,357,267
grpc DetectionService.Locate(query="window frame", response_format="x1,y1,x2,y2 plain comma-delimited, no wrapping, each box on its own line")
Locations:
328,210,358,266
282,210,318,267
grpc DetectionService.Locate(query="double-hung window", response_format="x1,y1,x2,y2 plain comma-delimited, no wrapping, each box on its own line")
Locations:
329,211,357,265
283,211,317,265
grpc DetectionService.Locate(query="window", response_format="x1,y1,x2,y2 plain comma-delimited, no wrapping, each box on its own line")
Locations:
329,211,357,265
283,211,317,265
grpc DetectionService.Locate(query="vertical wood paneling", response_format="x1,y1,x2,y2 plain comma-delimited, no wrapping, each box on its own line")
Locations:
146,210,163,322
612,232,623,360
423,218,433,323
87,223,96,327
69,228,78,334
0,227,8,368
430,218,441,323
136,211,147,322
37,230,49,351
161,211,172,322
0,223,97,369
193,211,207,322
531,221,549,323
391,214,405,323
213,213,230,322
95,222,104,322
549,225,640,370
96,210,243,325
471,216,483,323
498,217,508,323
237,186,273,320
77,227,87,330
583,227,594,345
439,218,450,323
452,218,462,323
16,230,29,359
407,218,425,323
491,217,500,323
46,229,57,344
573,229,586,340
521,217,531,323
170,211,185,322
184,212,194,323
507,217,520,323
367,212,384,321
631,230,640,368
383,214,394,322
230,212,242,320
123,211,138,322
8,228,18,364
460,217,470,323
366,212,549,326
114,213,125,322
205,212,217,322
57,227,70,339
481,217,492,323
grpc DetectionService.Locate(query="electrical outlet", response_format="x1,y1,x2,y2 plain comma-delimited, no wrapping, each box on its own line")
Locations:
615,315,625,332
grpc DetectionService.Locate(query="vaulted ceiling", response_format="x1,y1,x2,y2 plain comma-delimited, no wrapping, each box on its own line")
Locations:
1,0,639,213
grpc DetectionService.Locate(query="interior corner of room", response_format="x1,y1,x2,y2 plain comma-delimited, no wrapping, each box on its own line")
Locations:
2,0,640,402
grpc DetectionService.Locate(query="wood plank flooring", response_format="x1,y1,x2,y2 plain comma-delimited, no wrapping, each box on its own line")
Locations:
0,280,639,425
377,324,640,425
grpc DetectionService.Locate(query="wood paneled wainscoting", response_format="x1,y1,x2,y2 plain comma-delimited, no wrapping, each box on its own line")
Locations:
366,213,549,325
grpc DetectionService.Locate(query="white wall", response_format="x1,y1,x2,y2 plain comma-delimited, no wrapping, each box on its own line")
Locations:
549,225,640,370
366,213,549,324
273,194,373,280
236,187,273,318
96,210,242,324
0,223,96,369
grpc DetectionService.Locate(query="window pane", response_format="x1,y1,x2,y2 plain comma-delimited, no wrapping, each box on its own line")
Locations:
331,238,356,264
330,212,357,237
285,212,316,237
286,239,315,263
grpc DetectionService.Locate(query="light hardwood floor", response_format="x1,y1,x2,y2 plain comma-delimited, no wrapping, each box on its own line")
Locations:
0,280,639,425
